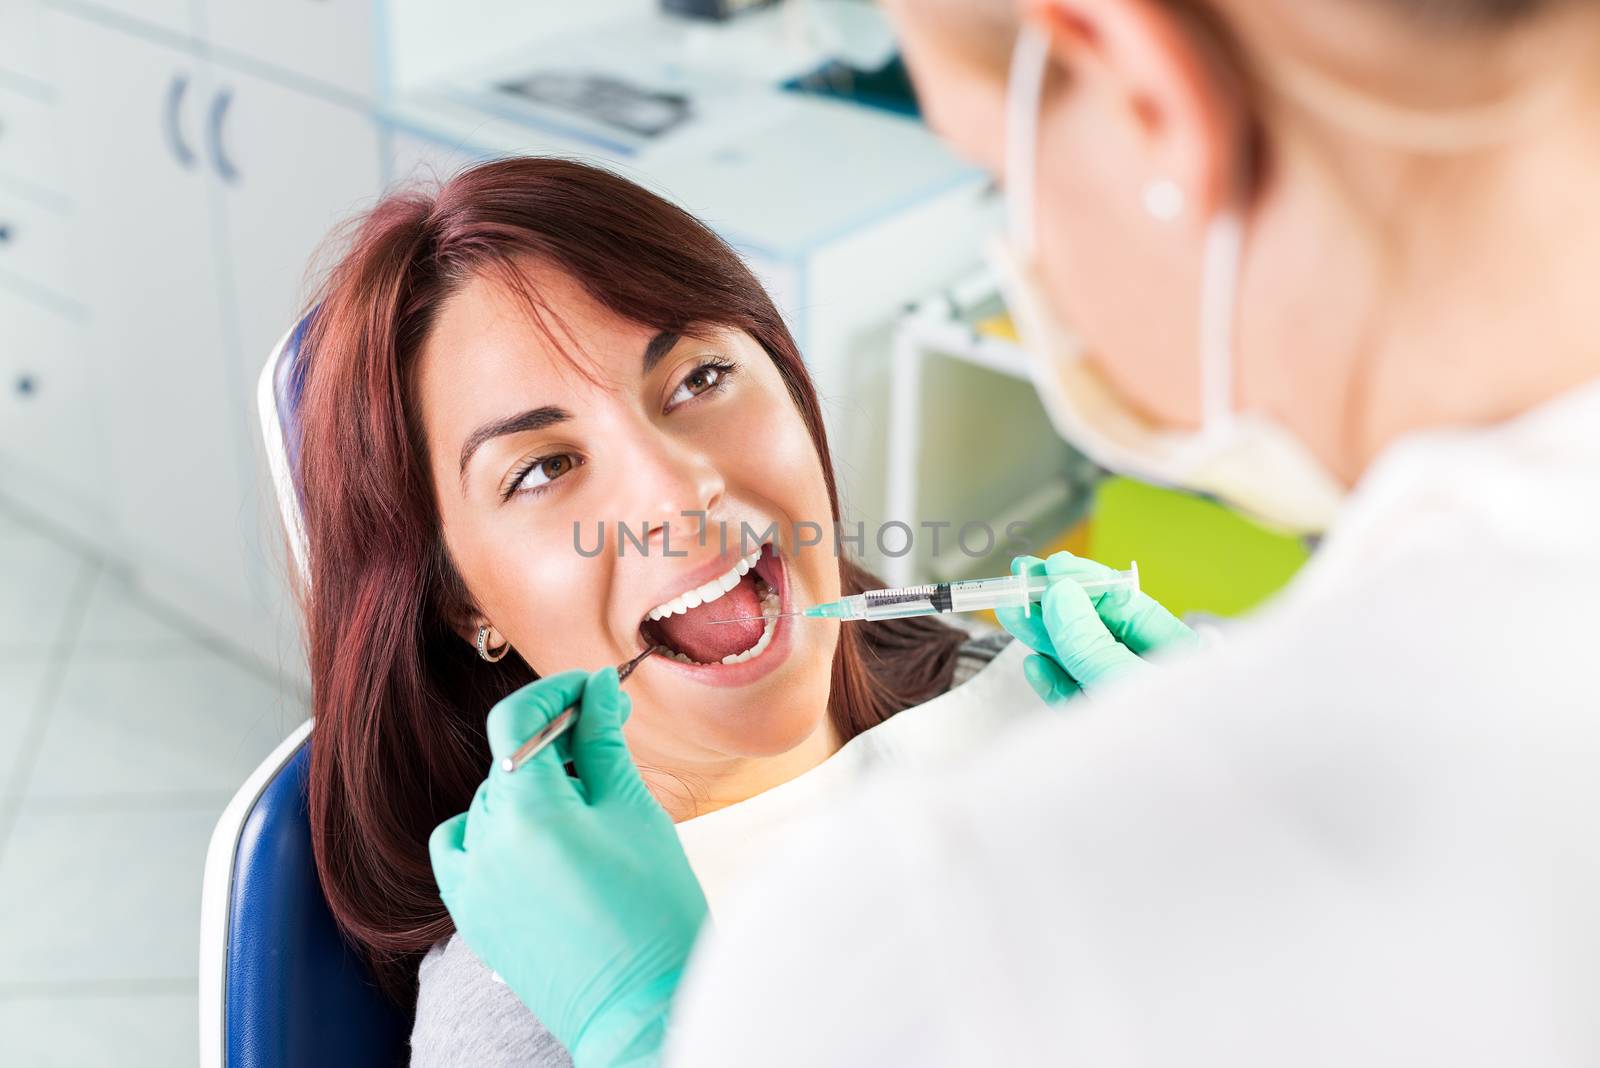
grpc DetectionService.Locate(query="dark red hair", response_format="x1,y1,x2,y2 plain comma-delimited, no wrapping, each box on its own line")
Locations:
296,157,965,1002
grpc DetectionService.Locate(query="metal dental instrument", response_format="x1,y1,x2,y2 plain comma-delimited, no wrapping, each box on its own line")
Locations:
499,644,665,775
707,564,1139,626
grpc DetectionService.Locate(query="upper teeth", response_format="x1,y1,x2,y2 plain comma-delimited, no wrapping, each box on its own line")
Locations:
646,549,763,621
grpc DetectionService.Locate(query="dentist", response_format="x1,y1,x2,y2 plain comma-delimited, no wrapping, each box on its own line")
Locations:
431,0,1600,1063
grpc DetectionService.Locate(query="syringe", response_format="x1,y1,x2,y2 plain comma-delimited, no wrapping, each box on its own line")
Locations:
798,563,1139,624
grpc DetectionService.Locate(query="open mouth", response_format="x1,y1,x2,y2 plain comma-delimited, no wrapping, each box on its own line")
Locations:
639,543,786,669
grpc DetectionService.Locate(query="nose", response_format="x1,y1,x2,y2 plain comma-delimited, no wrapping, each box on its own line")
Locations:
630,431,725,550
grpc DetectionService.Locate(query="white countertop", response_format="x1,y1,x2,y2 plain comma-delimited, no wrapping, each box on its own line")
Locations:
381,2,982,259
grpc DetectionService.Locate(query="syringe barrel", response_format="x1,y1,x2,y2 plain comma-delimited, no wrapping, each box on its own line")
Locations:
829,564,1140,622
946,575,1032,614
856,585,945,621
1020,565,1140,601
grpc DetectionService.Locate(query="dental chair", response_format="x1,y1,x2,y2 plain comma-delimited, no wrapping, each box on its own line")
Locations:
198,315,410,1067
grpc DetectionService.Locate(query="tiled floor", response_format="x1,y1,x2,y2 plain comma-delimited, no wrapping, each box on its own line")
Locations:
0,500,308,1066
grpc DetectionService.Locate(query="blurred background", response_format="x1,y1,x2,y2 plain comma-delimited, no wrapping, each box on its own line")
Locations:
0,0,1306,1063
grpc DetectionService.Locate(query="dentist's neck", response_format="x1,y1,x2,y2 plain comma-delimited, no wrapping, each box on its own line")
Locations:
1357,106,1600,471
1243,40,1600,486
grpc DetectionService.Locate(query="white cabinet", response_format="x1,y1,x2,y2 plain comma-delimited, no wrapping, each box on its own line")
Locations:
67,0,194,37
0,187,75,296
51,16,255,617
212,67,380,381
0,0,67,209
203,0,377,99
210,66,379,664
0,0,107,540
0,83,66,191
46,10,382,651
0,286,105,523
0,0,56,87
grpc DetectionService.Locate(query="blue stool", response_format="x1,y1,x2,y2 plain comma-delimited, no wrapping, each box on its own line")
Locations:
198,316,410,1066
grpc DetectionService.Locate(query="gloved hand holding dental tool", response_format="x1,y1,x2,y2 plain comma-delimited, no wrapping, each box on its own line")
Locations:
996,551,1200,704
430,667,707,1067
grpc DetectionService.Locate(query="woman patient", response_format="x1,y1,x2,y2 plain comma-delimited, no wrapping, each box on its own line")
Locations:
294,158,1042,1065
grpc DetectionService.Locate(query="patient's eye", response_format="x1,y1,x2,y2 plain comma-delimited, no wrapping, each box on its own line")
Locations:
506,453,581,499
683,366,720,395
666,359,737,411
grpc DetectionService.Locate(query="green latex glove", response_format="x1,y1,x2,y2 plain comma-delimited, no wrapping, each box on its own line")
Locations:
996,552,1200,703
430,668,707,1067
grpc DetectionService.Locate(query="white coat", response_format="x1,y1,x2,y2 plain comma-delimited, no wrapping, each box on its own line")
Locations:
666,379,1600,1067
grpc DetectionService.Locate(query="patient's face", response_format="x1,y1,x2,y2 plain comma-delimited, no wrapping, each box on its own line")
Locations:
415,266,841,790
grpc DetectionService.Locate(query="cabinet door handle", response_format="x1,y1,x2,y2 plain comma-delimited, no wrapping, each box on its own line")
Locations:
163,73,196,170
207,88,239,184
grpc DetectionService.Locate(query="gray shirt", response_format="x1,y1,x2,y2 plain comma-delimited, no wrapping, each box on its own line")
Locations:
412,934,571,1068
409,633,1014,1067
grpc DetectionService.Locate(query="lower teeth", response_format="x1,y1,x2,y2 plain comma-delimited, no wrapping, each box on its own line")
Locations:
718,588,779,665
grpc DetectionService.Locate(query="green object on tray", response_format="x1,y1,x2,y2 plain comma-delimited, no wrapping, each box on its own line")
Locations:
1087,477,1312,619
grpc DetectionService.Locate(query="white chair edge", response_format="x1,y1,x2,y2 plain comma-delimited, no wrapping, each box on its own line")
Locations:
256,323,310,588
197,718,315,1068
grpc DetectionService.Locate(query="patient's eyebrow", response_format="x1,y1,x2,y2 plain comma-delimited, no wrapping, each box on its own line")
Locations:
458,405,571,487
642,331,680,375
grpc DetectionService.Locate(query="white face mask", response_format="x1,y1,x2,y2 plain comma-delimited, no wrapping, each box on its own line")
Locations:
986,27,1347,535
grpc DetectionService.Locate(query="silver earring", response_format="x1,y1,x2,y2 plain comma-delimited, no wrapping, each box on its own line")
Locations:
476,625,509,663
1142,178,1185,222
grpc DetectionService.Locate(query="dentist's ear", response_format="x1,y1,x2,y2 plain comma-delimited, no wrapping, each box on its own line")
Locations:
1022,0,1249,223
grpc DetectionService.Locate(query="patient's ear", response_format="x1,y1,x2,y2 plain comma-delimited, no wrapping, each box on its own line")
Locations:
444,599,497,653
464,620,503,650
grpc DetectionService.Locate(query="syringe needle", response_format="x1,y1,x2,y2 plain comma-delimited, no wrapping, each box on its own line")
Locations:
703,612,806,625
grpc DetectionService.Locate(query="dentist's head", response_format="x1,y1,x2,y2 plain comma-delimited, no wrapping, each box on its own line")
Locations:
885,0,1600,530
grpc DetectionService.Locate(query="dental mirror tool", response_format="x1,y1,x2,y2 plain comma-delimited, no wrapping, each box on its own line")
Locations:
500,644,664,775
709,564,1139,625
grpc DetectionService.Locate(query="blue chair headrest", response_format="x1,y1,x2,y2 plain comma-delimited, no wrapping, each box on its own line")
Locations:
225,736,410,1066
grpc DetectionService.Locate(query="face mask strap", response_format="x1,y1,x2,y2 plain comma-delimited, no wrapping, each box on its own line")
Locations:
1004,27,1051,260
1006,23,1243,439
1260,51,1567,155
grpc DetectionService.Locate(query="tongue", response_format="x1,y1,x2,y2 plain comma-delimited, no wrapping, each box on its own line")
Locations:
653,573,765,663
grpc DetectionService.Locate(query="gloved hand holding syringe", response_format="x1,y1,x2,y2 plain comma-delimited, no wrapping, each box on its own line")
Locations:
708,563,1140,625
